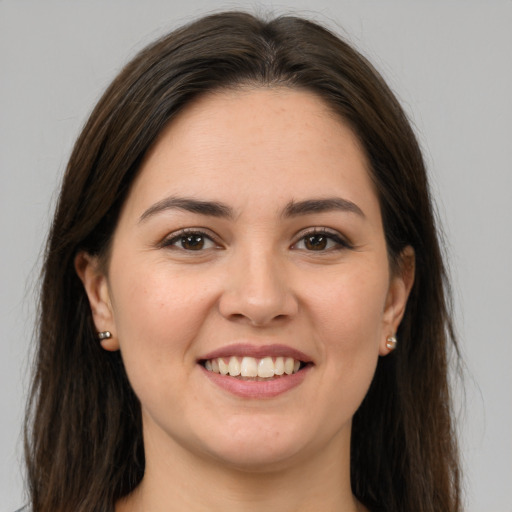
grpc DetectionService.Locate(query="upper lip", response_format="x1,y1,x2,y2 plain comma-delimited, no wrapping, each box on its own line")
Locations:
199,343,313,363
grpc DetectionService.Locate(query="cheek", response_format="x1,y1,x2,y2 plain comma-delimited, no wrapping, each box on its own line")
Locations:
305,263,388,402
108,258,218,382
309,262,389,345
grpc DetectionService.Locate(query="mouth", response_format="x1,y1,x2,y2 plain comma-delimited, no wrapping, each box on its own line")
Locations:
198,344,313,396
200,356,308,380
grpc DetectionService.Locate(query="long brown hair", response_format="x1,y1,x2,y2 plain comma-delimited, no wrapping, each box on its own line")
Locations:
25,11,461,512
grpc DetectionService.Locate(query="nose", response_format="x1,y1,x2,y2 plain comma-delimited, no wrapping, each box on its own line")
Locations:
218,248,298,327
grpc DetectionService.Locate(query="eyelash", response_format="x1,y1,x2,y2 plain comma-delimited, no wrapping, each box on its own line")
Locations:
292,228,353,252
161,228,221,251
161,227,352,253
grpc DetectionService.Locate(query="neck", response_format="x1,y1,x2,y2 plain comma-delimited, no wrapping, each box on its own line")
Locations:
117,422,365,512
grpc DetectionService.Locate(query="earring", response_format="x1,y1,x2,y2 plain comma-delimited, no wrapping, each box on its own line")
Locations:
386,335,397,351
97,331,112,340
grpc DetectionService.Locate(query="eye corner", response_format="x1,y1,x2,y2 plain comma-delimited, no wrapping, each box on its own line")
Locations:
291,227,353,252
160,228,223,252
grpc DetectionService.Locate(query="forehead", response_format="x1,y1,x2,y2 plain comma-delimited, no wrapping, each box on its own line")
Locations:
122,87,379,220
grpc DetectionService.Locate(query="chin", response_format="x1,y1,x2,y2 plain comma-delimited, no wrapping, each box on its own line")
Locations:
194,416,338,473
205,441,306,473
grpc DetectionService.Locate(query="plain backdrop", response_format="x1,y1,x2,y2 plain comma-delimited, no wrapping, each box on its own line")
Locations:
1,1,511,510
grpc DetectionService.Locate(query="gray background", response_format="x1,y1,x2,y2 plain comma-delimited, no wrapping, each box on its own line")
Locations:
1,1,511,510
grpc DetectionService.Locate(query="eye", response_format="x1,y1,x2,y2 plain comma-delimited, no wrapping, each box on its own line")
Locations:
293,229,350,252
162,230,219,251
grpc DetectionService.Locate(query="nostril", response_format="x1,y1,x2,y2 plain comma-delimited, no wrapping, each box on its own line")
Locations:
226,312,250,323
217,267,299,325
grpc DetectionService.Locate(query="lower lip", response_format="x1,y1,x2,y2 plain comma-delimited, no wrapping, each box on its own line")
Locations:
200,365,311,398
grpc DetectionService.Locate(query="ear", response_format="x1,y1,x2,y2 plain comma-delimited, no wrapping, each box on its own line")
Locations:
74,251,119,351
379,246,415,356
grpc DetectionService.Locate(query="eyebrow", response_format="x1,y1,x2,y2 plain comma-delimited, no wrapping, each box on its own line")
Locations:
139,196,234,222
139,195,364,223
282,197,365,218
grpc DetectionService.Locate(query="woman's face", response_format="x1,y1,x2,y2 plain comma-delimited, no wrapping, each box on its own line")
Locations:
80,88,412,472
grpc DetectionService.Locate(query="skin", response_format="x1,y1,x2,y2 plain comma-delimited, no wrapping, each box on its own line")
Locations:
77,88,414,512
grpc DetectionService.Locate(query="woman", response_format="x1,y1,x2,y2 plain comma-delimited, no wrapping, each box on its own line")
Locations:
23,11,461,512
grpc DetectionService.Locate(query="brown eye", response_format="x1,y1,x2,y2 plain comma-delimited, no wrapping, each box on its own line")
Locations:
181,234,205,250
304,234,328,251
164,231,217,251
293,230,350,252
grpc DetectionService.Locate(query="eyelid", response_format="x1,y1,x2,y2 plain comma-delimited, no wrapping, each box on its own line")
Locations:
291,227,353,250
158,226,352,251
159,227,223,249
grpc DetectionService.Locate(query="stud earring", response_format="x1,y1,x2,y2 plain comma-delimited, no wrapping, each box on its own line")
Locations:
386,335,397,351
97,331,112,340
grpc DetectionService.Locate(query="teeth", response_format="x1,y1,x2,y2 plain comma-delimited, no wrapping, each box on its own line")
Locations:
218,358,229,375
241,356,258,377
274,357,284,375
258,357,274,378
228,356,241,376
284,357,294,375
204,356,304,378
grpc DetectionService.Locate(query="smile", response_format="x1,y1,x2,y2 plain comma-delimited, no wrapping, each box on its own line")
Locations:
203,356,304,379
199,344,312,398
